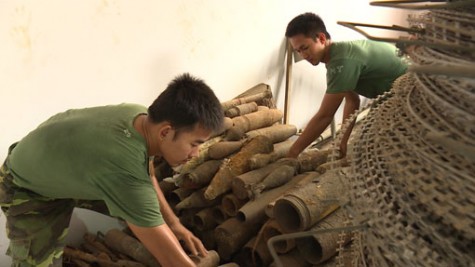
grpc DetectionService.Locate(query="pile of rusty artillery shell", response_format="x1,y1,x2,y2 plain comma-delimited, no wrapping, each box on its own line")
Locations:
153,83,354,267
63,229,221,267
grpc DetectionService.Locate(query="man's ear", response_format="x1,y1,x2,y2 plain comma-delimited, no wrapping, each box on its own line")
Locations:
158,124,173,140
317,32,327,43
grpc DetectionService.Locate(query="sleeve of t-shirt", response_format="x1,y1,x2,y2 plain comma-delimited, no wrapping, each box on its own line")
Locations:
97,172,164,227
326,59,364,94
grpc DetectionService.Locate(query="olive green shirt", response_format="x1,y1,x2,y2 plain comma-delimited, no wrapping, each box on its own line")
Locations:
7,103,164,227
326,40,407,98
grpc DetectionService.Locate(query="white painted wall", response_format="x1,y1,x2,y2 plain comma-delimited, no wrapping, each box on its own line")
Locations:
0,0,411,264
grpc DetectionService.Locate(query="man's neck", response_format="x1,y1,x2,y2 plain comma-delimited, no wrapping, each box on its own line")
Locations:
321,40,332,64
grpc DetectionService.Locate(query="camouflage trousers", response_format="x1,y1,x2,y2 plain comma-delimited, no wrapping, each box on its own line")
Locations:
0,145,110,267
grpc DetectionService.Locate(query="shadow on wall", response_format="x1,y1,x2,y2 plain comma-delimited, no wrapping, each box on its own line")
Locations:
271,37,289,107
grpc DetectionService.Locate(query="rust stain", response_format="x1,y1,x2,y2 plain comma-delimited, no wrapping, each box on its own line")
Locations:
95,0,121,45
10,6,32,59
97,0,120,15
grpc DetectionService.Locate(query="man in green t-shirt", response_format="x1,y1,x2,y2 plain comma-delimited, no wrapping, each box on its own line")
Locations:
285,12,407,158
0,73,224,267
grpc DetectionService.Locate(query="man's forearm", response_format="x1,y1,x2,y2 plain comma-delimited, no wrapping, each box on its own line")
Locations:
339,94,360,157
288,113,334,157
340,103,357,147
128,222,196,267
149,160,180,225
151,175,180,225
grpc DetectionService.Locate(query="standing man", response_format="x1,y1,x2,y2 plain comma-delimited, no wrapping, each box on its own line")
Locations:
285,13,407,158
0,73,224,267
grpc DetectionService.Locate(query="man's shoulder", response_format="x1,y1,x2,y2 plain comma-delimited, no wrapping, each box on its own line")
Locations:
327,41,367,68
331,39,387,53
84,103,147,117
101,103,147,112
57,103,146,116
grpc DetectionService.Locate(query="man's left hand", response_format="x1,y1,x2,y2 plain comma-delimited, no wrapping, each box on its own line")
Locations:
169,221,208,257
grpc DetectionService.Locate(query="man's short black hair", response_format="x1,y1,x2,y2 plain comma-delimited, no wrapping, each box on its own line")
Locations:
148,73,224,136
285,12,331,40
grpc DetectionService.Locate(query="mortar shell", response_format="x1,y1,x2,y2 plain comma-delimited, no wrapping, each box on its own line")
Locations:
176,188,221,210
221,193,247,217
193,207,219,231
190,249,220,267
214,217,265,261
237,173,306,223
208,141,244,160
205,135,273,200
246,124,297,144
225,101,258,118
181,159,222,188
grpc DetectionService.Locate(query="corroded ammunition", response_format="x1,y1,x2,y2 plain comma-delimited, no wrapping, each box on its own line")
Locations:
204,136,273,200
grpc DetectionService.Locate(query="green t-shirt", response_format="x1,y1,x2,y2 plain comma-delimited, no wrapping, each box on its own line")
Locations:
325,40,407,98
7,103,164,227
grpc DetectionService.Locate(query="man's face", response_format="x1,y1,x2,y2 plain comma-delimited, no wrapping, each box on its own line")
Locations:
289,33,326,66
159,124,211,167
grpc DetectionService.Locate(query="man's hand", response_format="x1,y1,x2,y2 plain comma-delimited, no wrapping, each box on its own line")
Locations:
169,221,208,257
127,222,196,267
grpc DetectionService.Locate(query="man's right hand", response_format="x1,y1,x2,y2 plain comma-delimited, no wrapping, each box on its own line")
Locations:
128,222,196,267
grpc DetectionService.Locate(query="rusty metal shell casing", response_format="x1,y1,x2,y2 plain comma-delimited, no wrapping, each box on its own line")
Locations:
249,139,295,170
179,207,202,228
269,249,310,267
236,172,307,223
210,117,233,138
273,170,343,233
208,141,244,160
217,263,240,267
212,205,229,225
225,109,283,140
234,236,273,267
232,162,277,200
261,219,295,254
193,207,219,231
250,164,297,199
232,158,298,200
158,180,177,198
295,207,352,265
221,83,272,111
195,230,217,251
246,124,297,144
175,187,221,211
221,193,248,217
224,101,258,118
179,160,222,189
168,187,194,208
204,135,273,200
259,164,296,189
104,229,160,267
297,148,330,173
214,217,265,261
190,249,220,267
